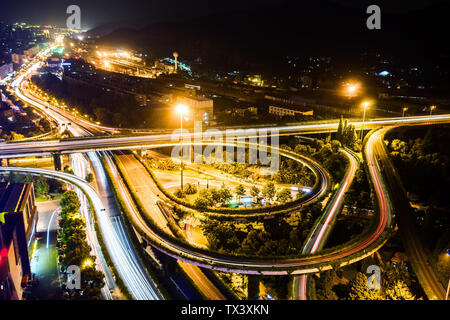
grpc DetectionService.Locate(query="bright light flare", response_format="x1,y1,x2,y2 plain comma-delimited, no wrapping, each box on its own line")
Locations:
362,101,371,109
175,103,188,115
343,81,361,97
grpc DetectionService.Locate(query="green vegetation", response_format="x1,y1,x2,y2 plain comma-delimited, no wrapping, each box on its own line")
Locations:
136,143,333,221
63,165,74,174
31,75,143,128
273,155,315,185
386,125,450,288
349,262,419,300
312,261,420,300
387,126,450,206
184,183,198,195
336,116,360,151
344,167,373,215
192,184,233,209
4,173,64,200
277,188,293,203
58,191,105,300
284,138,348,182
3,131,25,141
262,182,276,203
85,172,94,183
201,204,322,257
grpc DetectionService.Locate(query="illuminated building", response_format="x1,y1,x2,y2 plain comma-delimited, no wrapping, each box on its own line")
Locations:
175,95,214,124
0,182,37,300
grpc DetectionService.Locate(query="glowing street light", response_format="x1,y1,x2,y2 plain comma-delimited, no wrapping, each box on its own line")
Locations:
402,107,408,117
343,81,361,98
360,101,371,140
175,103,189,191
430,105,436,116
82,258,93,269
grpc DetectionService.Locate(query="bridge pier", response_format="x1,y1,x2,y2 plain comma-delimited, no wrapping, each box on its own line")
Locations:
53,153,62,171
247,275,260,300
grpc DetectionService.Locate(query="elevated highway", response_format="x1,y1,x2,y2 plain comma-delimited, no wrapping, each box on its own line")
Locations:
2,114,450,159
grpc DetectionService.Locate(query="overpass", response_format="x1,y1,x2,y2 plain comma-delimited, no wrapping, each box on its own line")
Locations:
2,114,450,159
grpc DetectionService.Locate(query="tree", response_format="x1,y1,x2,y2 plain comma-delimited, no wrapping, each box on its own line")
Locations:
39,118,52,132
250,186,260,202
35,175,49,196
60,191,80,212
72,266,105,300
85,172,94,183
218,184,232,205
276,188,292,203
209,188,221,206
235,184,246,202
385,280,417,300
174,188,185,198
349,272,384,300
262,182,276,204
184,183,197,195
64,165,74,174
315,270,338,300
8,131,25,141
194,191,211,209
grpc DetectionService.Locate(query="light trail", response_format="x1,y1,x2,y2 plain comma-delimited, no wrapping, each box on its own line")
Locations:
294,148,359,300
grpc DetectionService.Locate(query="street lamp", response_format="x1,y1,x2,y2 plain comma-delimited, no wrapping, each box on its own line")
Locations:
344,82,361,98
430,105,436,116
402,107,408,117
360,101,371,140
176,103,189,191
82,258,93,269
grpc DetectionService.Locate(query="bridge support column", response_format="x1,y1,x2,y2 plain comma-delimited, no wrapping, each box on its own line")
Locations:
247,275,260,300
53,153,62,171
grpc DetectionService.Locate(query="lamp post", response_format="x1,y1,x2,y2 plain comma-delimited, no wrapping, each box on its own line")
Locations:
402,107,408,118
430,105,436,116
360,101,370,141
176,104,188,191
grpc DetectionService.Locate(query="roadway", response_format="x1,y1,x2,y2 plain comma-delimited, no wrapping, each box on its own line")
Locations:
293,148,360,300
112,152,226,300
2,114,450,158
369,127,446,300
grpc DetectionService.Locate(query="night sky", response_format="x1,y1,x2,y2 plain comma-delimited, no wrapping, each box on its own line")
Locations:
0,0,445,30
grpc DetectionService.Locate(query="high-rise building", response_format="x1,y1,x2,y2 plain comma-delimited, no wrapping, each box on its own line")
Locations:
0,182,37,300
